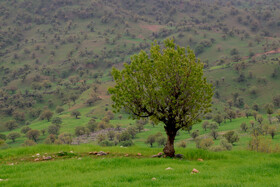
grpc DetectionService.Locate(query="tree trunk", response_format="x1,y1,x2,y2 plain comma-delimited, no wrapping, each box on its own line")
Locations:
163,126,178,157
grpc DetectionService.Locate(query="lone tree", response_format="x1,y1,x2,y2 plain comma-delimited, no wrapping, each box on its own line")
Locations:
109,39,213,157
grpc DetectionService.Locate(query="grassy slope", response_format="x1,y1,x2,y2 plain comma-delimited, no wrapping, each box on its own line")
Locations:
1,145,280,186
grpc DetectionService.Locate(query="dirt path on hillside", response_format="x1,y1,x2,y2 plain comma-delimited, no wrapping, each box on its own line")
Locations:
254,48,280,57
243,48,280,60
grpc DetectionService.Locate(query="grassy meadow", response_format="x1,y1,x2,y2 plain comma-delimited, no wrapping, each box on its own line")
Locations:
1,145,280,186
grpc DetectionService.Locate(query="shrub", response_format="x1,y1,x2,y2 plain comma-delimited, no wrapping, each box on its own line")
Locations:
56,106,64,114
71,111,81,119
157,136,167,147
107,131,115,141
224,131,239,144
210,130,219,140
209,122,218,130
21,126,32,134
119,131,131,142
87,119,97,132
22,140,36,146
240,122,248,132
97,133,106,143
26,130,40,142
99,140,114,147
145,135,156,147
202,121,209,131
191,130,200,139
58,133,72,144
268,126,277,139
220,139,232,150
52,117,62,125
126,126,137,139
0,134,6,141
248,136,280,153
196,138,214,149
45,134,56,144
7,132,21,142
177,141,187,148
75,126,89,136
48,124,60,135
5,120,18,131
119,140,133,147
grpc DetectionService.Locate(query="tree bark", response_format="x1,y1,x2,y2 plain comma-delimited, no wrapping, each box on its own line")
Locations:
163,126,178,157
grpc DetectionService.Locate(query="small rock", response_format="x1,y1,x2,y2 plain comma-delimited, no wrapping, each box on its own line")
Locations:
36,153,40,156
70,151,74,153
191,168,199,174
34,158,40,162
43,156,52,160
197,158,204,162
124,154,129,157
165,167,173,170
7,163,14,166
152,155,159,158
78,157,82,160
151,177,156,181
96,151,107,156
137,153,142,156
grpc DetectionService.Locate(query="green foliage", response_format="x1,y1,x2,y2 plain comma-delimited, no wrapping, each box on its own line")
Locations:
75,126,89,136
71,111,81,119
145,135,156,147
21,126,32,134
52,117,62,125
40,110,53,122
7,132,21,142
48,125,61,135
109,39,213,156
5,120,18,131
26,130,40,142
224,131,239,144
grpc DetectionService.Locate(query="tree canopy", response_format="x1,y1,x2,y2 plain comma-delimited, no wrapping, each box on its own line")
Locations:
109,39,213,157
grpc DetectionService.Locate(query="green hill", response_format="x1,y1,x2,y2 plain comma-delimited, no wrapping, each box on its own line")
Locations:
0,0,279,152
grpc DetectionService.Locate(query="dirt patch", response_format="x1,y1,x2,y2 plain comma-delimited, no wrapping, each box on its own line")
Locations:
243,48,280,60
255,48,280,56
140,24,164,32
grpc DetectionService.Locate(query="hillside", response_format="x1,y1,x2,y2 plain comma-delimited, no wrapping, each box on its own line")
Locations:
0,0,279,153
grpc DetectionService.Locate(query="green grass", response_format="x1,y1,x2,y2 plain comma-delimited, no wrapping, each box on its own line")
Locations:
1,145,280,186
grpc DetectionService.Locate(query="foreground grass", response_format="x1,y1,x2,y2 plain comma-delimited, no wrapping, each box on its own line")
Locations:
1,145,280,186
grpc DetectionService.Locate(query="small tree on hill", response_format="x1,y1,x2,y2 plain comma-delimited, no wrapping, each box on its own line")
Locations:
268,126,277,139
48,124,60,135
71,111,81,119
202,121,209,131
5,120,18,131
26,130,40,142
21,126,32,134
214,114,224,126
109,39,213,157
191,130,200,139
145,135,156,147
7,132,21,143
224,131,239,144
240,122,248,132
210,130,219,140
40,110,53,122
52,117,62,125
